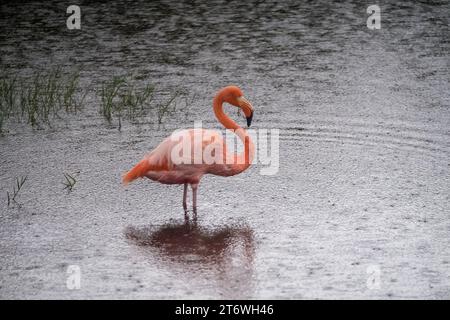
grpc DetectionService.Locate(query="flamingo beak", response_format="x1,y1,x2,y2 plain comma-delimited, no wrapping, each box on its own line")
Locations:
237,96,254,127
246,110,253,127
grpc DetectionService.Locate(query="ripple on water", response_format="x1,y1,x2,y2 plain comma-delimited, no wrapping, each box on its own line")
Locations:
272,115,450,163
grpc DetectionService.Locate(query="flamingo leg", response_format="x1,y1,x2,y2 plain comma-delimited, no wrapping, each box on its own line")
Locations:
191,183,198,219
183,183,188,213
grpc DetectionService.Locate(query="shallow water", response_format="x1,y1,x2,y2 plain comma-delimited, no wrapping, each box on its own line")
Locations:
0,0,449,299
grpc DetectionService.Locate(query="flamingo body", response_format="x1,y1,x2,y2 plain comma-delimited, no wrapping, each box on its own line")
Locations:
123,86,255,216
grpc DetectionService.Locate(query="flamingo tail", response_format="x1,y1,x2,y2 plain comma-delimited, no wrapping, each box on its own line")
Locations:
122,158,168,185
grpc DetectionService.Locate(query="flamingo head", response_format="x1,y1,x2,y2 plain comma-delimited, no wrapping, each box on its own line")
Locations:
221,86,254,127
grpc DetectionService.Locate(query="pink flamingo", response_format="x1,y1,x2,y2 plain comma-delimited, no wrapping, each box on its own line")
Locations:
123,86,255,216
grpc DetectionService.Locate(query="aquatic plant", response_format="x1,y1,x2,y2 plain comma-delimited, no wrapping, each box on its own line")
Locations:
0,76,17,113
99,76,181,130
156,90,181,125
62,71,85,113
22,71,53,126
100,76,126,125
121,82,155,120
0,76,18,132
21,68,74,126
0,105,6,133
0,68,85,131
0,110,4,133
0,68,191,134
6,176,27,208
62,173,77,192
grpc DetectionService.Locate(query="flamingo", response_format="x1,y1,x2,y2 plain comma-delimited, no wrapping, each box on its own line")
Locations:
123,85,255,217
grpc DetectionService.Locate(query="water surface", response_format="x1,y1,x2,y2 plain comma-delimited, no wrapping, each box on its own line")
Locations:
0,0,449,299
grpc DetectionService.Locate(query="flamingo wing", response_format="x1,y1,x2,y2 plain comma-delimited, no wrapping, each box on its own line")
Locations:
123,129,229,185
122,138,172,184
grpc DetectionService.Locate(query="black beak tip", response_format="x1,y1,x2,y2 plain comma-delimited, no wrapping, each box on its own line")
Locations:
246,111,254,127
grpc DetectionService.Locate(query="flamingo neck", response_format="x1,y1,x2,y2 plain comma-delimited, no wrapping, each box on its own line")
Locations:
213,95,254,174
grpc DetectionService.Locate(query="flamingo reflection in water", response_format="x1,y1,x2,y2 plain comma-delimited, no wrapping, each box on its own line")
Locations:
125,219,255,298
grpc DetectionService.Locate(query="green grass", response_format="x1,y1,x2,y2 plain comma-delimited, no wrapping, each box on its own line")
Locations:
0,76,17,114
0,76,18,132
99,75,183,130
121,82,155,120
6,176,27,208
62,173,77,192
0,105,5,134
62,71,86,113
0,68,85,131
100,76,126,125
156,90,181,125
0,69,192,134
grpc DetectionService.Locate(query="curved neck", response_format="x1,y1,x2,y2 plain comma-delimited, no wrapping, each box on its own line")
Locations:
213,95,254,174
